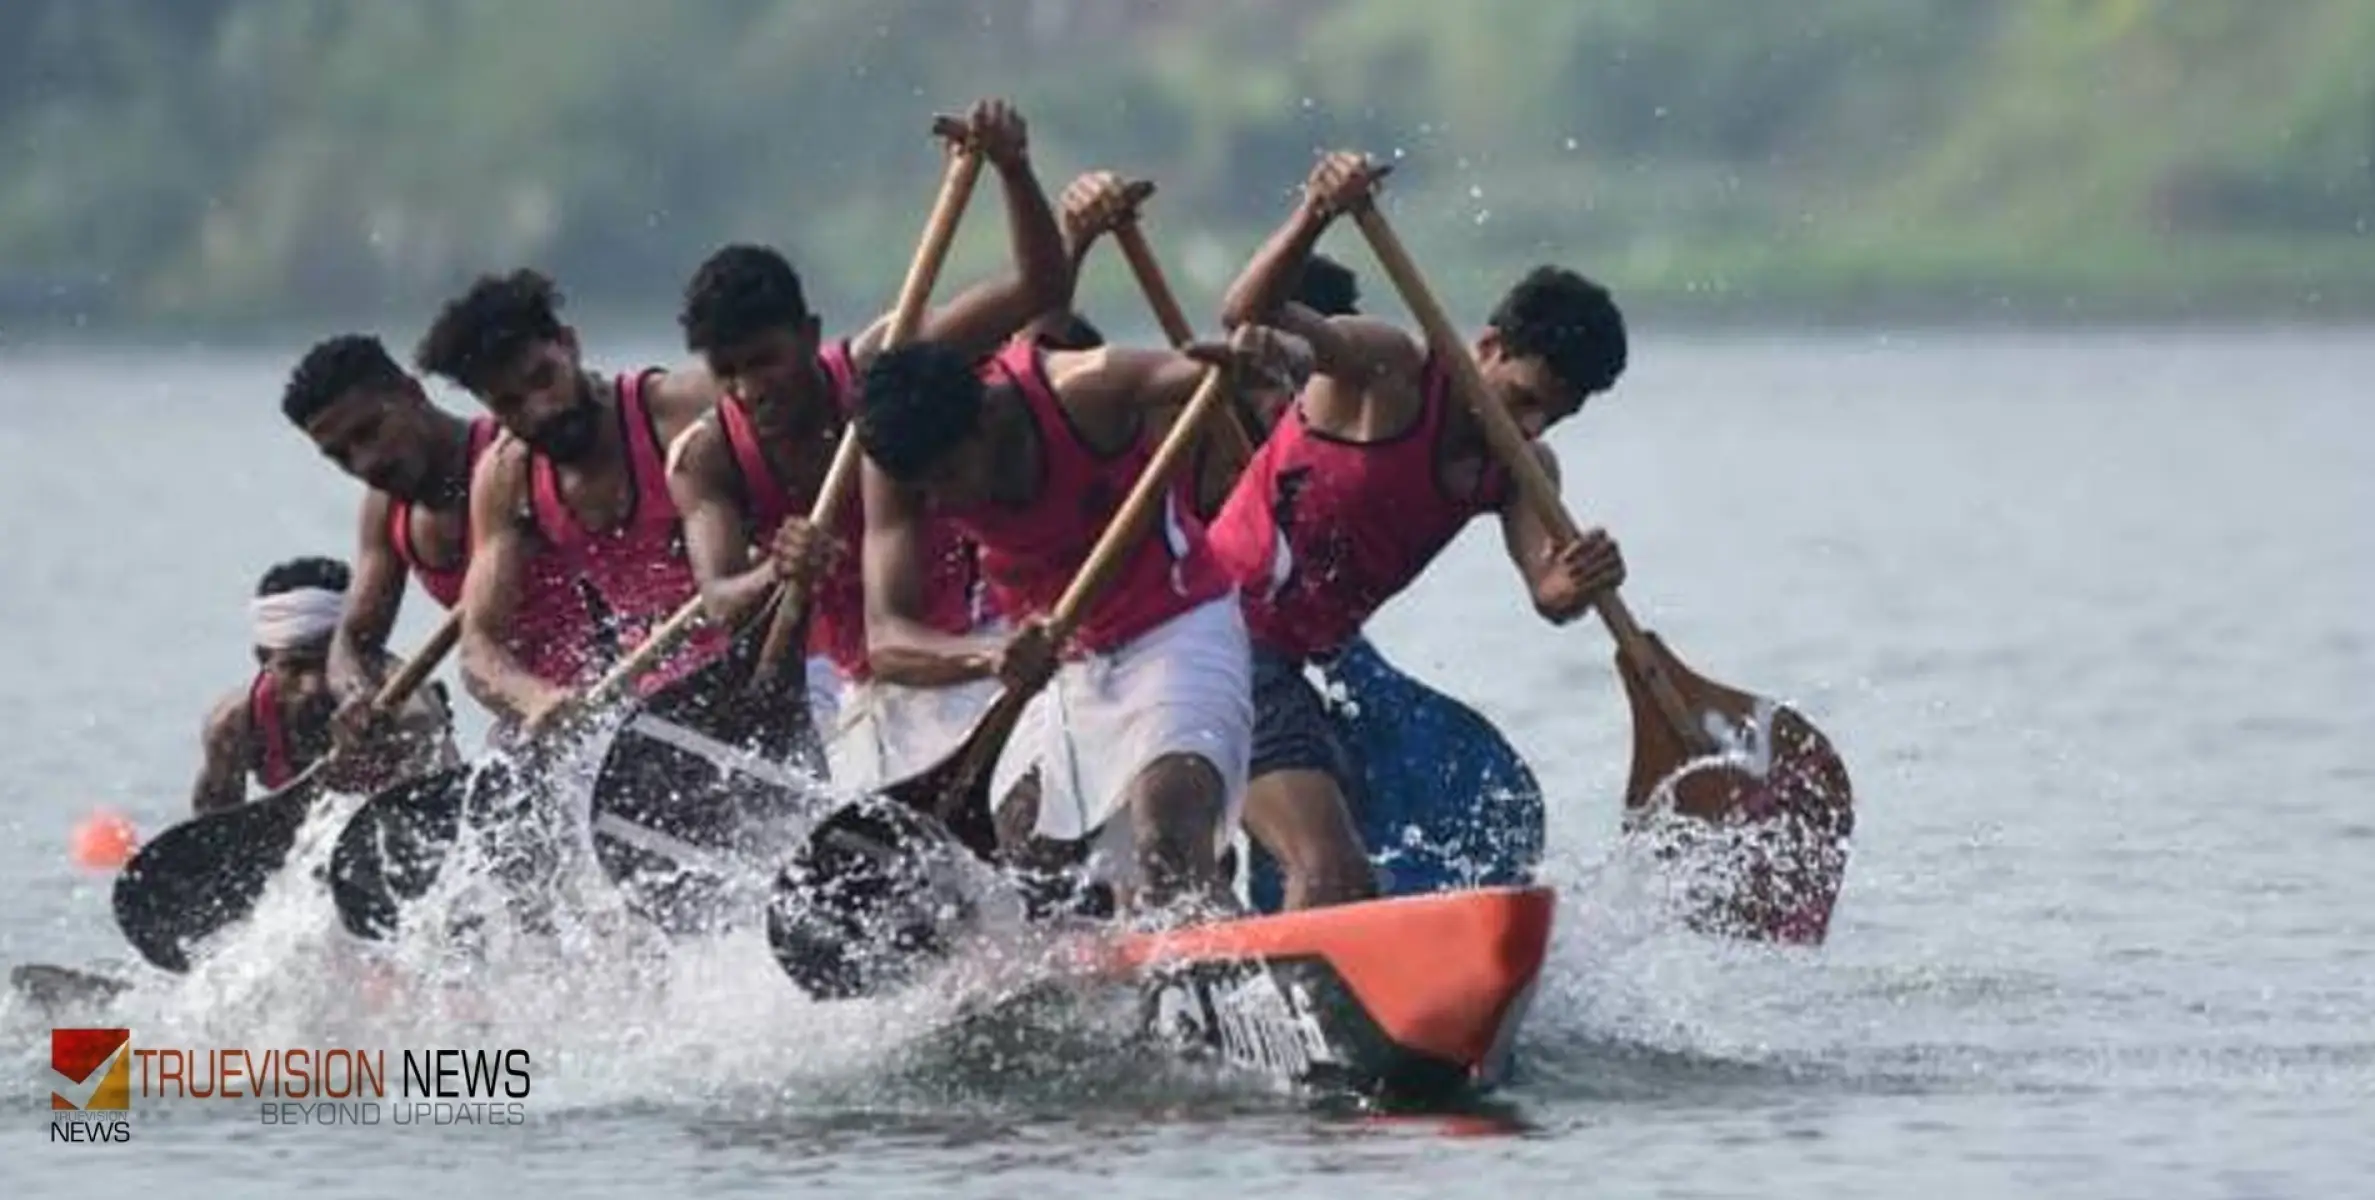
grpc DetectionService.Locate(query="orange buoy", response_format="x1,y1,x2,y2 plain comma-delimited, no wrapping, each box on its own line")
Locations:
70,809,139,871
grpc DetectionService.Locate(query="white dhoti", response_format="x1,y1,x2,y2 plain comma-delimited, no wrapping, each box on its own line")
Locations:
825,673,1004,791
803,654,842,743
990,594,1254,886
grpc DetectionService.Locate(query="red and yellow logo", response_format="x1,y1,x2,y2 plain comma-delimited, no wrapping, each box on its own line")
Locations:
52,1028,131,1111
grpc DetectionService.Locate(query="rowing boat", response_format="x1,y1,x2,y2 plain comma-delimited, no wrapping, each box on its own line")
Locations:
770,799,1553,1106
1100,885,1553,1101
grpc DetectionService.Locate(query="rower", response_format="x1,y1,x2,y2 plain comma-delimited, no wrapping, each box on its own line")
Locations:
278,334,506,746
854,189,1312,917
413,269,724,738
1205,151,1630,910
665,97,1072,788
190,557,458,815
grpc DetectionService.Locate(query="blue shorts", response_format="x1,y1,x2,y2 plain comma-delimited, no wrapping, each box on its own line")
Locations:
1249,644,1363,804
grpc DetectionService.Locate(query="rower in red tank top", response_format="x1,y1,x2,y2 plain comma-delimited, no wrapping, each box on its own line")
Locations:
667,165,1071,788
416,268,723,736
190,557,460,815
854,218,1313,916
710,340,981,680
1198,148,1635,913
1208,354,1509,661
959,337,1229,652
388,415,498,608
526,367,724,694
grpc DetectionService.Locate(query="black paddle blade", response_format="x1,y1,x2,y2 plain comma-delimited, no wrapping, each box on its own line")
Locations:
326,763,479,941
11,963,132,1012
111,789,318,973
590,654,828,937
766,798,984,1001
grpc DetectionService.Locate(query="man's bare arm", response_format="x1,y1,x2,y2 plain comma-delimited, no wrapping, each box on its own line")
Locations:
1217,200,1332,331
330,490,408,701
665,422,779,635
456,443,573,724
860,459,1004,687
1495,444,1584,620
190,696,250,815
643,365,722,447
852,103,1072,369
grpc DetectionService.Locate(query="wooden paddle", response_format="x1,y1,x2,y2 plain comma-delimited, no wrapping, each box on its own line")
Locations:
1347,202,1855,945
749,120,987,686
111,611,463,972
1108,204,1260,462
768,309,1248,998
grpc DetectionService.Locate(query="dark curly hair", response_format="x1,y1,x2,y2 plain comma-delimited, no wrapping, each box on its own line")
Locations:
281,334,408,428
680,244,812,356
1030,310,1104,351
1487,265,1627,399
1294,253,1360,317
255,556,351,597
857,342,986,483
414,269,567,392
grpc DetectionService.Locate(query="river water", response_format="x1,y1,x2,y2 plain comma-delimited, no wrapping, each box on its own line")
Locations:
2,325,2368,1197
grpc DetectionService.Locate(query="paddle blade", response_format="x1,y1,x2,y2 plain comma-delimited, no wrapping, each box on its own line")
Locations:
12,963,133,1013
111,791,316,972
326,764,476,940
1614,632,1854,945
870,692,1019,861
589,655,830,937
766,797,984,1000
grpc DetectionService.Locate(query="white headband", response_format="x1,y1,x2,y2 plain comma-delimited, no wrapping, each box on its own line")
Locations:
251,587,344,650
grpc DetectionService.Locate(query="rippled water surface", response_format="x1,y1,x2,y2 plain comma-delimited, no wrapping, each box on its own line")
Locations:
3,327,2369,1197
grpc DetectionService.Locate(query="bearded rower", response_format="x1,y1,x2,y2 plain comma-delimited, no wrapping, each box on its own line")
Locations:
191,557,458,814
277,334,584,748
414,270,724,737
1205,152,1631,910
666,98,1071,787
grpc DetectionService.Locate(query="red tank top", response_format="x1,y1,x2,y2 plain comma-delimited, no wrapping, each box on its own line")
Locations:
1207,354,1509,660
248,671,298,791
529,370,723,695
716,342,981,681
388,417,499,609
948,340,1228,655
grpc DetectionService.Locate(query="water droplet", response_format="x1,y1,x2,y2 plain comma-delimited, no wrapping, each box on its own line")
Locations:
1563,137,1579,151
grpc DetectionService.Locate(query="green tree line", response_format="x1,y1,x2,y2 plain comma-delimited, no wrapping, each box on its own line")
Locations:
5,0,2372,334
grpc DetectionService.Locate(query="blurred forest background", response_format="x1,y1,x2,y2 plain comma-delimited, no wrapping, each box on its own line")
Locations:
5,0,2372,339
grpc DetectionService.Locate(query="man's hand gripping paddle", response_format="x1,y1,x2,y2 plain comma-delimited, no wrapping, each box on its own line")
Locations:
766,225,1249,999
112,612,461,972
1346,188,1855,945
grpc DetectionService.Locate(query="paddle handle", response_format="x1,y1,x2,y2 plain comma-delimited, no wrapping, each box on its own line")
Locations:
1346,204,1706,749
1112,220,1257,461
581,596,712,712
369,610,460,712
752,139,988,680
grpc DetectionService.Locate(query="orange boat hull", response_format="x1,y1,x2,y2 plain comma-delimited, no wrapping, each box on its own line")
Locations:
1072,884,1556,1101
